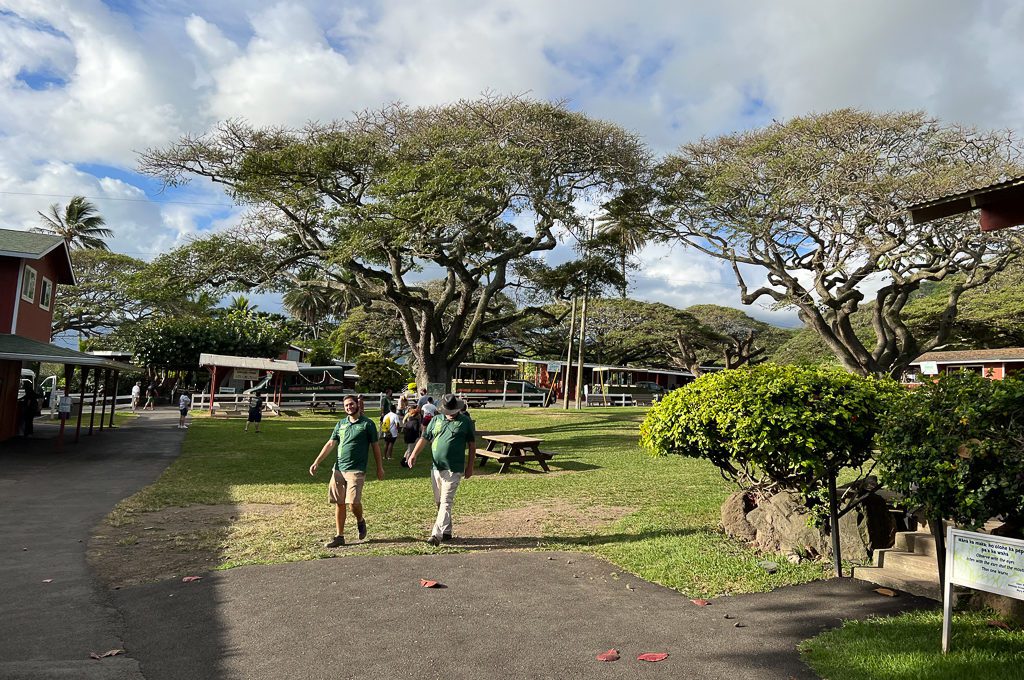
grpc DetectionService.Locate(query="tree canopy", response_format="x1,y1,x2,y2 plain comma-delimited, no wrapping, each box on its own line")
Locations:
140,95,647,386
652,109,1024,377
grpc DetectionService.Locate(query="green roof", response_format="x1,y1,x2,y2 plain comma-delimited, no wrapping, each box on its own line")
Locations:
0,334,135,370
0,228,64,257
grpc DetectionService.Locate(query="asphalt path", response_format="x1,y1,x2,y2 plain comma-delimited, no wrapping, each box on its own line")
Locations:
0,408,935,679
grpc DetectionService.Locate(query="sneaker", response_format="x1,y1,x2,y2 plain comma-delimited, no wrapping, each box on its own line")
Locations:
324,535,346,548
357,520,367,540
426,536,441,547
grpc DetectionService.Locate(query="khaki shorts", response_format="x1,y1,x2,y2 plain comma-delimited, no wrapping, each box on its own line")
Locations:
328,470,365,505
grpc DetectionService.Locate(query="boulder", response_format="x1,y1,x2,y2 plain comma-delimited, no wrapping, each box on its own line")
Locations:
720,491,757,542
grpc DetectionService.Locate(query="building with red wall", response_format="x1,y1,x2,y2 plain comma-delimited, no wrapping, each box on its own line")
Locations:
0,229,74,342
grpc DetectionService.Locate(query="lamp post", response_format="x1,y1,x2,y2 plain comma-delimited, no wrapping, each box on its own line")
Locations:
573,218,595,410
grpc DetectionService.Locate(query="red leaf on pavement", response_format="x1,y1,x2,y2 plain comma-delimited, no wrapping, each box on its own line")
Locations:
181,576,202,583
873,587,897,597
89,649,125,660
596,649,620,662
419,579,445,588
637,652,669,662
988,619,1011,630
691,598,710,606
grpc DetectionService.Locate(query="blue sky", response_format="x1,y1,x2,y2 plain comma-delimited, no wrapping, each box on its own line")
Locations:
2,0,1023,326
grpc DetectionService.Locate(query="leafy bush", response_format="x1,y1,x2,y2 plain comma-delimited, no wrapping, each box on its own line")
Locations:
875,372,1024,530
354,353,412,394
640,363,902,503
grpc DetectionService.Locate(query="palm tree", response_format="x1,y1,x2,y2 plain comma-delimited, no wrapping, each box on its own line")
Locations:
33,196,113,250
227,295,257,314
595,212,648,298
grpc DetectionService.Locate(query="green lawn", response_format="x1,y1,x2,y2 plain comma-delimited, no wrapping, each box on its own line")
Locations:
800,610,1024,680
111,406,829,597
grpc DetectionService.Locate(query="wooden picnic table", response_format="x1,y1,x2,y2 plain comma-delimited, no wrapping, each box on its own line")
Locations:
477,434,555,473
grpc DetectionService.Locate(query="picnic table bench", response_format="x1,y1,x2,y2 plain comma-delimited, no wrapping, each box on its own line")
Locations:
477,434,555,473
308,400,337,414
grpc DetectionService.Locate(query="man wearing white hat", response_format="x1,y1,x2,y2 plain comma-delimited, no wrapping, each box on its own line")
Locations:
407,393,476,546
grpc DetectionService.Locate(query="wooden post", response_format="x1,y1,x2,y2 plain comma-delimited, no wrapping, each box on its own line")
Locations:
208,366,218,416
562,297,577,410
931,515,947,589
74,366,88,443
98,368,109,432
107,369,119,428
57,363,74,449
88,368,100,435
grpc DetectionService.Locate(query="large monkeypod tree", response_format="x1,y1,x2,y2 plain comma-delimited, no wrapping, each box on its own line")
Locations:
653,109,1024,377
140,96,647,387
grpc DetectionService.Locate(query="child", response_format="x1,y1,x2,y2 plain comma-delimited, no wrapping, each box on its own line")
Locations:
177,392,191,429
245,392,264,433
401,406,422,467
380,404,400,460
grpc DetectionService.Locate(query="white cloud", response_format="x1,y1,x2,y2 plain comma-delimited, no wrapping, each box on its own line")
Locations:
1,0,1022,324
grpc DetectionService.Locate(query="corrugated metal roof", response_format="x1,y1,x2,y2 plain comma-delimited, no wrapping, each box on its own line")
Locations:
910,347,1024,364
907,175,1024,211
0,334,135,370
199,353,299,372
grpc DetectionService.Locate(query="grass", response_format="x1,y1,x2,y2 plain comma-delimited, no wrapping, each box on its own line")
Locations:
800,609,1024,680
111,406,830,597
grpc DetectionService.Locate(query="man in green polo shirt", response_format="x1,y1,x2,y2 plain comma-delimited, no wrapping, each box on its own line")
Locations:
407,393,476,546
309,394,384,548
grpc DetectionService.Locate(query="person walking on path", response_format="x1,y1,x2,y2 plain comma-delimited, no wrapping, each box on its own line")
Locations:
309,394,384,548
400,406,422,467
144,383,157,410
416,387,429,408
380,404,400,460
379,388,393,421
397,390,408,421
407,394,476,546
131,381,142,412
177,392,191,429
245,392,264,433
420,396,437,432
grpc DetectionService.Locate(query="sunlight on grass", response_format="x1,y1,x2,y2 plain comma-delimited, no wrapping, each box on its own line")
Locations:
800,610,1024,680
112,407,829,596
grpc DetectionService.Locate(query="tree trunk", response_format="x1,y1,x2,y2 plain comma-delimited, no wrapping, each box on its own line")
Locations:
415,355,453,394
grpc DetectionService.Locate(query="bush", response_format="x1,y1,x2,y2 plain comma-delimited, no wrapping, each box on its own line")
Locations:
875,372,1024,530
354,353,412,394
640,363,902,506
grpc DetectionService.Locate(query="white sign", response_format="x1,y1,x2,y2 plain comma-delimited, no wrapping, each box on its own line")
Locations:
546,361,561,372
942,527,1024,652
58,396,72,419
233,368,259,381
920,361,939,375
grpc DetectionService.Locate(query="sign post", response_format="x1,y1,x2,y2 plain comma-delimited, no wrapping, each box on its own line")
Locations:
942,527,1024,653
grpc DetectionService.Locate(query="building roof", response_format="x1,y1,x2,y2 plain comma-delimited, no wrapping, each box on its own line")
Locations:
0,334,135,370
906,175,1024,225
910,347,1024,364
0,228,76,284
198,353,299,372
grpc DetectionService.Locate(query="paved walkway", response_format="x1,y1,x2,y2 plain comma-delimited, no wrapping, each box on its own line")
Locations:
0,410,935,679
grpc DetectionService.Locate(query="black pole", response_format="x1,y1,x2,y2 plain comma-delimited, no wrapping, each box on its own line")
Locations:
828,472,843,578
931,515,947,590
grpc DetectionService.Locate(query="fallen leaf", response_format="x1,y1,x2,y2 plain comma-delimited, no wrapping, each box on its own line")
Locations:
691,598,710,606
873,587,897,597
42,579,52,583
987,619,1011,630
637,652,669,662
596,649,620,662
733,622,746,628
181,576,202,583
89,649,124,660
723,614,735,620
420,579,445,588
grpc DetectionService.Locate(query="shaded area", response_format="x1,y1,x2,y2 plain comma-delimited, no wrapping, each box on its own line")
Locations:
112,551,935,680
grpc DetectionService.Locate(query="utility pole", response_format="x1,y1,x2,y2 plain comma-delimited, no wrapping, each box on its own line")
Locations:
574,218,595,410
562,296,577,410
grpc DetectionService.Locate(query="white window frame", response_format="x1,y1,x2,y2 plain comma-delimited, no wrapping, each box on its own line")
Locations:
20,265,37,304
39,277,53,311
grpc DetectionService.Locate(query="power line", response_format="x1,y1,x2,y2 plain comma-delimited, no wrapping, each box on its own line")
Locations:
0,189,234,208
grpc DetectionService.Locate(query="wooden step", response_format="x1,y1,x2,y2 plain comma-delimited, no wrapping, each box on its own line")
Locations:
875,550,939,581
851,564,941,601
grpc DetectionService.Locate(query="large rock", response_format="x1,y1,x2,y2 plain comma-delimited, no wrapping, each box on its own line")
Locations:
720,491,757,542
733,486,896,562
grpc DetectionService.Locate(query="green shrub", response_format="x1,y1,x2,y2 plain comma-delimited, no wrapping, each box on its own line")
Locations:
354,352,412,394
875,372,1024,530
640,363,901,506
